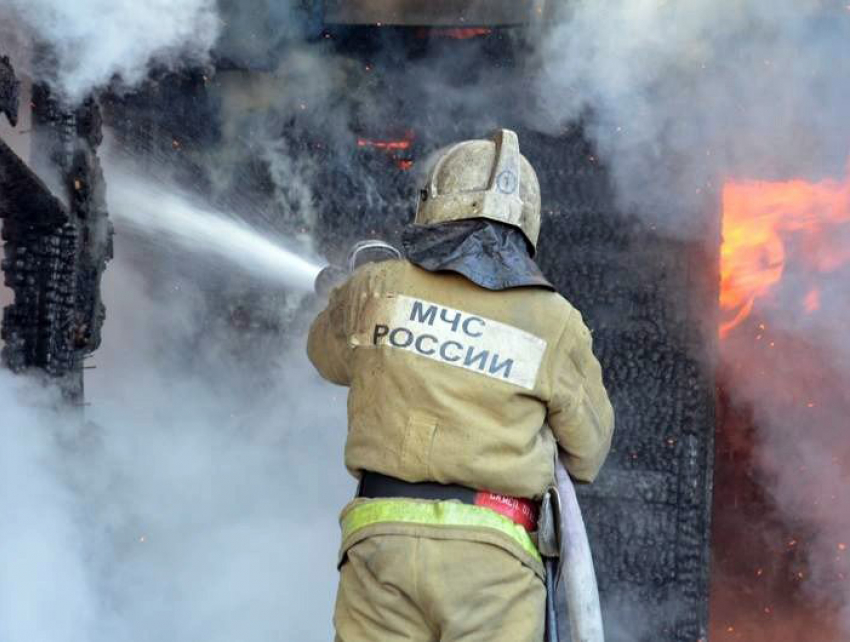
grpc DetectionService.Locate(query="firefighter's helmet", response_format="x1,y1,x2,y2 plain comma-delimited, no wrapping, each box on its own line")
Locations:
414,129,541,254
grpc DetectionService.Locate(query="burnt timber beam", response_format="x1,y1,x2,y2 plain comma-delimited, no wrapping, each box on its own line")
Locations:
0,56,112,402
0,55,20,128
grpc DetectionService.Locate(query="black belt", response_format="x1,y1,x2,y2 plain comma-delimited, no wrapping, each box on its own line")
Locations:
358,471,478,504
357,471,540,532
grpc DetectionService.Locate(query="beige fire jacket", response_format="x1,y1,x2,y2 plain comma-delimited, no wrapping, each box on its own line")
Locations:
307,259,614,499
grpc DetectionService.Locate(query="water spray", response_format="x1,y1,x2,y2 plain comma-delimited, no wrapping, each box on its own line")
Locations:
106,170,324,293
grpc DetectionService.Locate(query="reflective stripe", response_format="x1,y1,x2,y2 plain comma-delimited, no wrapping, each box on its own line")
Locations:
341,499,541,563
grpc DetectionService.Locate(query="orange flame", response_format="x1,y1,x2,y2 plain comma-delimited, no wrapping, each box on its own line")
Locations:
415,27,493,40
431,28,492,40
720,163,850,337
356,131,415,171
356,137,412,151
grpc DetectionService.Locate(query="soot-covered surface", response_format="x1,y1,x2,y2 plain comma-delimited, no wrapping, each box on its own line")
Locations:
0,55,20,127
534,131,717,640
99,28,717,640
0,75,113,401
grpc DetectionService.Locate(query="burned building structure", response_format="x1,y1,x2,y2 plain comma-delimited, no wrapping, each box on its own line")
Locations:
0,4,717,640
1,54,113,403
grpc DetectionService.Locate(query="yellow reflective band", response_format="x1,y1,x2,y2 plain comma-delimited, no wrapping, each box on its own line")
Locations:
341,499,541,563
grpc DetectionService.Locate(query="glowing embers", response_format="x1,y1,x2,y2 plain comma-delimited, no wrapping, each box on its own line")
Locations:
356,130,415,171
719,164,850,337
427,28,492,40
356,136,411,151
408,26,493,40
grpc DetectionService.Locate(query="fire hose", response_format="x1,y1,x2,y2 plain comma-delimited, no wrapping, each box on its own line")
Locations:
539,453,605,642
554,453,605,642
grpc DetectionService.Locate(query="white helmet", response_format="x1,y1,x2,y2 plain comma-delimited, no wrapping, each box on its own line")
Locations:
414,129,541,254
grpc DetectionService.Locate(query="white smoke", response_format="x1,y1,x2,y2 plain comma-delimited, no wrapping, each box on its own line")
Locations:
535,0,850,237
0,374,103,642
0,246,353,641
536,0,850,634
0,0,220,102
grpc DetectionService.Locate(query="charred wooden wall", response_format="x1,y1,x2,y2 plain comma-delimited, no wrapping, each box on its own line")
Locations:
0,56,113,402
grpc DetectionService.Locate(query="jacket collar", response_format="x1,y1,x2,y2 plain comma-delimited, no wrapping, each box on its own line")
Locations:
402,220,554,292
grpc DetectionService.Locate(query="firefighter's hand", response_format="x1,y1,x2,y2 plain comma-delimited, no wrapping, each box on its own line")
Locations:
314,265,348,298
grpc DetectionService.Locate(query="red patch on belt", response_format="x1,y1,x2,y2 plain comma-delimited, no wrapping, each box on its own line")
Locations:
474,492,538,532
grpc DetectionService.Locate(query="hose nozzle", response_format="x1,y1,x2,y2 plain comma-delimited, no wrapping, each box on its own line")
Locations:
346,239,402,272
314,239,402,296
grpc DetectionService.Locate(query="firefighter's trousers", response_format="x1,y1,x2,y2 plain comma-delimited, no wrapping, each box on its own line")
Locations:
334,534,545,642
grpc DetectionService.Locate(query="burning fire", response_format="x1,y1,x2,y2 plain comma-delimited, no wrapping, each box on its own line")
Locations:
356,137,411,152
720,163,850,336
429,28,492,40
715,159,850,640
356,130,415,170
413,27,493,40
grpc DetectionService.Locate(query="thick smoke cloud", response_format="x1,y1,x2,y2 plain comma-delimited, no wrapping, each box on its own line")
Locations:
215,0,308,69
0,0,220,102
0,374,101,642
535,0,850,236
536,0,850,633
536,0,850,626
0,241,352,641
3,1,850,639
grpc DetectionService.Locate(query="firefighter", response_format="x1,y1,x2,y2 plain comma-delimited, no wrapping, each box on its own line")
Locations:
307,129,614,642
